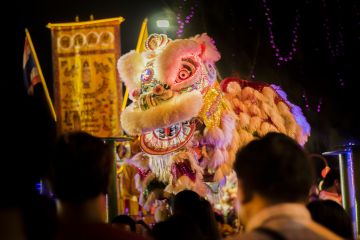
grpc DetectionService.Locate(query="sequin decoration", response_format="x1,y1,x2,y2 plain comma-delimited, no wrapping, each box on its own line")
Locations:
198,86,225,129
141,68,154,83
205,62,216,83
145,34,171,51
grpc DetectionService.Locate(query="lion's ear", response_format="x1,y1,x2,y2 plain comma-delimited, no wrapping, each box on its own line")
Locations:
117,50,144,93
192,33,221,62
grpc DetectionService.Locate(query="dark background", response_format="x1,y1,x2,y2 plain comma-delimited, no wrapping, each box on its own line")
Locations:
2,0,359,198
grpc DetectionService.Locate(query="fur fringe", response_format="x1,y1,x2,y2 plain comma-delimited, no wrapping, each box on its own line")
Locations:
117,50,144,94
121,91,203,135
165,150,207,196
165,175,208,197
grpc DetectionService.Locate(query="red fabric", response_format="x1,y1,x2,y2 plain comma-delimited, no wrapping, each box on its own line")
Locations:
220,77,268,93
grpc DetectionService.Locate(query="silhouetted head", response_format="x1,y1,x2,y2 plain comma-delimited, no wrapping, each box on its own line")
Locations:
234,132,314,204
152,215,204,240
111,214,136,232
172,190,201,215
321,168,341,194
135,220,152,237
171,190,221,240
48,131,112,202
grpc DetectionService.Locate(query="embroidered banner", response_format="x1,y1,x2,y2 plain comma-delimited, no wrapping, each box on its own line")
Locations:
48,17,124,137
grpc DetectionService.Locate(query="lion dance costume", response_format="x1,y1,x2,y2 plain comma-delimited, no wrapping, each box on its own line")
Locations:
117,33,310,210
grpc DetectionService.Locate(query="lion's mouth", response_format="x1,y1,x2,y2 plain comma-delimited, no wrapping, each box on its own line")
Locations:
140,120,196,155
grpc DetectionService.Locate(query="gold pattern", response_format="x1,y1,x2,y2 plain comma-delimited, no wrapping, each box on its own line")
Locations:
51,19,122,137
198,85,225,129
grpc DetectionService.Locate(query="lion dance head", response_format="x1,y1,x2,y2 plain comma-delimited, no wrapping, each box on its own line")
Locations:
117,33,310,210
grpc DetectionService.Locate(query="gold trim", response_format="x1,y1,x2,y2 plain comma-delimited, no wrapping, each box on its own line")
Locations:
47,17,125,28
121,18,148,111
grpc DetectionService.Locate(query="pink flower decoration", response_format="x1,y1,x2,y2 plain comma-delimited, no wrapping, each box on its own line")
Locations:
131,88,141,99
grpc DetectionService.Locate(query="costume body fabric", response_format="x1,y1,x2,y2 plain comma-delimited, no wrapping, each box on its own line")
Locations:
117,33,310,209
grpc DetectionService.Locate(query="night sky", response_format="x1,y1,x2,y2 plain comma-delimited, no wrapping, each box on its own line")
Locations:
3,0,360,192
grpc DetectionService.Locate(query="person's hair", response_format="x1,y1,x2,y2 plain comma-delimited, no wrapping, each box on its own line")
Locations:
214,211,224,224
111,214,136,232
152,215,205,240
307,200,353,239
321,168,340,191
172,190,201,215
234,132,314,204
136,220,152,232
135,219,152,237
172,190,221,240
48,131,112,202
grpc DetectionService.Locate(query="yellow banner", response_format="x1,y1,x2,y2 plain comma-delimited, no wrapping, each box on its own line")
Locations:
48,17,124,137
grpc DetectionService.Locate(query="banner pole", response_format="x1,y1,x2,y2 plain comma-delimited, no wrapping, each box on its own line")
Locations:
121,18,148,111
25,29,57,122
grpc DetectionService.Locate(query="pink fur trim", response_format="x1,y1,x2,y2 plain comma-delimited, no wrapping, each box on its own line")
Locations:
202,127,225,147
208,148,226,169
220,113,237,147
201,112,236,151
121,91,203,135
192,33,221,62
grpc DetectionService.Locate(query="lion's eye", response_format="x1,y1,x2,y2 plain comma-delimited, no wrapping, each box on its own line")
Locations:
178,68,191,80
175,58,197,83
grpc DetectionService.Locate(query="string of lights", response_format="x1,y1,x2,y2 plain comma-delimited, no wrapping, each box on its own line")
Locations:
261,0,300,67
302,92,323,113
316,98,322,113
321,0,344,58
302,92,310,112
176,0,199,38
